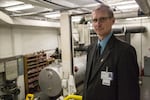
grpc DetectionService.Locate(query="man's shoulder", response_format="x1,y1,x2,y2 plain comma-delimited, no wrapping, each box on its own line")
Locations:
88,42,97,49
115,37,135,51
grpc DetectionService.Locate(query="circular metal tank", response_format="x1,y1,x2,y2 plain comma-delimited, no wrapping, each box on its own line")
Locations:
38,55,86,97
74,55,86,86
38,63,62,97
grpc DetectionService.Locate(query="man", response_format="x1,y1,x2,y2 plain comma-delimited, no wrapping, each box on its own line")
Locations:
83,4,140,100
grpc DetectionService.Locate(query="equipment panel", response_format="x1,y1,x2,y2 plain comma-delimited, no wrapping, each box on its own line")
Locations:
144,56,150,76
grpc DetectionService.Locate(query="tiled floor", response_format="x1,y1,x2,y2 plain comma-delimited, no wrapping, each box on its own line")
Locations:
141,76,150,100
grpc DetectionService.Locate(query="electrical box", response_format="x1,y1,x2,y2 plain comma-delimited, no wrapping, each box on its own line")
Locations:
0,63,4,73
5,60,18,81
144,56,150,76
0,63,5,84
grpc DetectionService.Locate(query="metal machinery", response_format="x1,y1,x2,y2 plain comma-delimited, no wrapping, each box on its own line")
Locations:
38,55,86,99
0,57,20,100
39,63,62,98
144,56,150,76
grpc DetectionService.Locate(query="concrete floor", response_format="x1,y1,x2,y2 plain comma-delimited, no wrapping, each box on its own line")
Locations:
141,76,150,100
35,76,150,100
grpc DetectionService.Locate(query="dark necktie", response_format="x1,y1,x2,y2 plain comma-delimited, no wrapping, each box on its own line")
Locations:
97,44,101,57
90,44,101,77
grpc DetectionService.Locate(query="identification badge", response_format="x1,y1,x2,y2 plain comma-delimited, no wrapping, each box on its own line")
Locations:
102,79,111,86
101,67,113,86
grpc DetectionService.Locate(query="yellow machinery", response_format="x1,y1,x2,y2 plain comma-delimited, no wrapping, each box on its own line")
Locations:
64,95,82,100
25,94,34,100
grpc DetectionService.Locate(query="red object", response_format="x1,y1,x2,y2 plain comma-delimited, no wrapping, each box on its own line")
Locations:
141,67,144,76
74,66,79,72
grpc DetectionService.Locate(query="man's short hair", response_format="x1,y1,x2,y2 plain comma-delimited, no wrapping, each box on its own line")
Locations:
93,4,114,18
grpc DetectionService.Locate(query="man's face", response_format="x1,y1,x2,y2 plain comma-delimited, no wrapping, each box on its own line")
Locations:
92,10,115,39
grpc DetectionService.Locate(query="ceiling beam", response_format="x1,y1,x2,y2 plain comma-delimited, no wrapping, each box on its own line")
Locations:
0,10,14,24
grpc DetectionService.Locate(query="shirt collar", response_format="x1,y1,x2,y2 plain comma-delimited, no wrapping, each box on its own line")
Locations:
98,32,112,53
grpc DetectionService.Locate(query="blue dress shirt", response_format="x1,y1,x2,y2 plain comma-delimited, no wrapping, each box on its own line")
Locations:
98,32,113,54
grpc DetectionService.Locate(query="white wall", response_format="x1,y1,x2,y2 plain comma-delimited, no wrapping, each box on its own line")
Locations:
0,25,14,57
0,24,60,100
114,17,150,69
0,25,59,58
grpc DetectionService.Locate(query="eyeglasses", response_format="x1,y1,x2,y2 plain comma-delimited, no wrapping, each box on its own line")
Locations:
92,17,111,23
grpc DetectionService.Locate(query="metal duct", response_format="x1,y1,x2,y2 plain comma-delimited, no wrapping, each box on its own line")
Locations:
112,26,146,34
123,26,146,33
91,26,146,35
135,0,150,15
113,26,146,34
112,28,123,34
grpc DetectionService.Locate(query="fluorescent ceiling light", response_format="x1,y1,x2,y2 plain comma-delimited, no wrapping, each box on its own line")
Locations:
49,0,78,8
126,17,149,20
117,4,138,10
83,3,99,7
45,12,60,19
5,4,34,11
0,1,24,7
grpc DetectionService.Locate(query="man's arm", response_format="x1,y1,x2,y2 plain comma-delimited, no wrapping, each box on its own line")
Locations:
117,46,140,100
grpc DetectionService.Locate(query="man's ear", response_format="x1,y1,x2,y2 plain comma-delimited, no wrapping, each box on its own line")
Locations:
112,18,115,24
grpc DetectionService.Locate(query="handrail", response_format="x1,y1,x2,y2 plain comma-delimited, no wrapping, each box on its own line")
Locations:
64,94,82,100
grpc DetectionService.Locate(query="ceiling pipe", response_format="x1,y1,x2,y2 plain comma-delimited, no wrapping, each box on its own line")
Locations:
41,0,72,8
90,26,146,34
10,9,50,17
135,0,150,15
94,0,104,4
18,0,55,9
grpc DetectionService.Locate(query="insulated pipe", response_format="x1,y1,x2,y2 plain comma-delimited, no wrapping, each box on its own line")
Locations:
124,26,146,33
91,26,146,35
112,26,146,34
